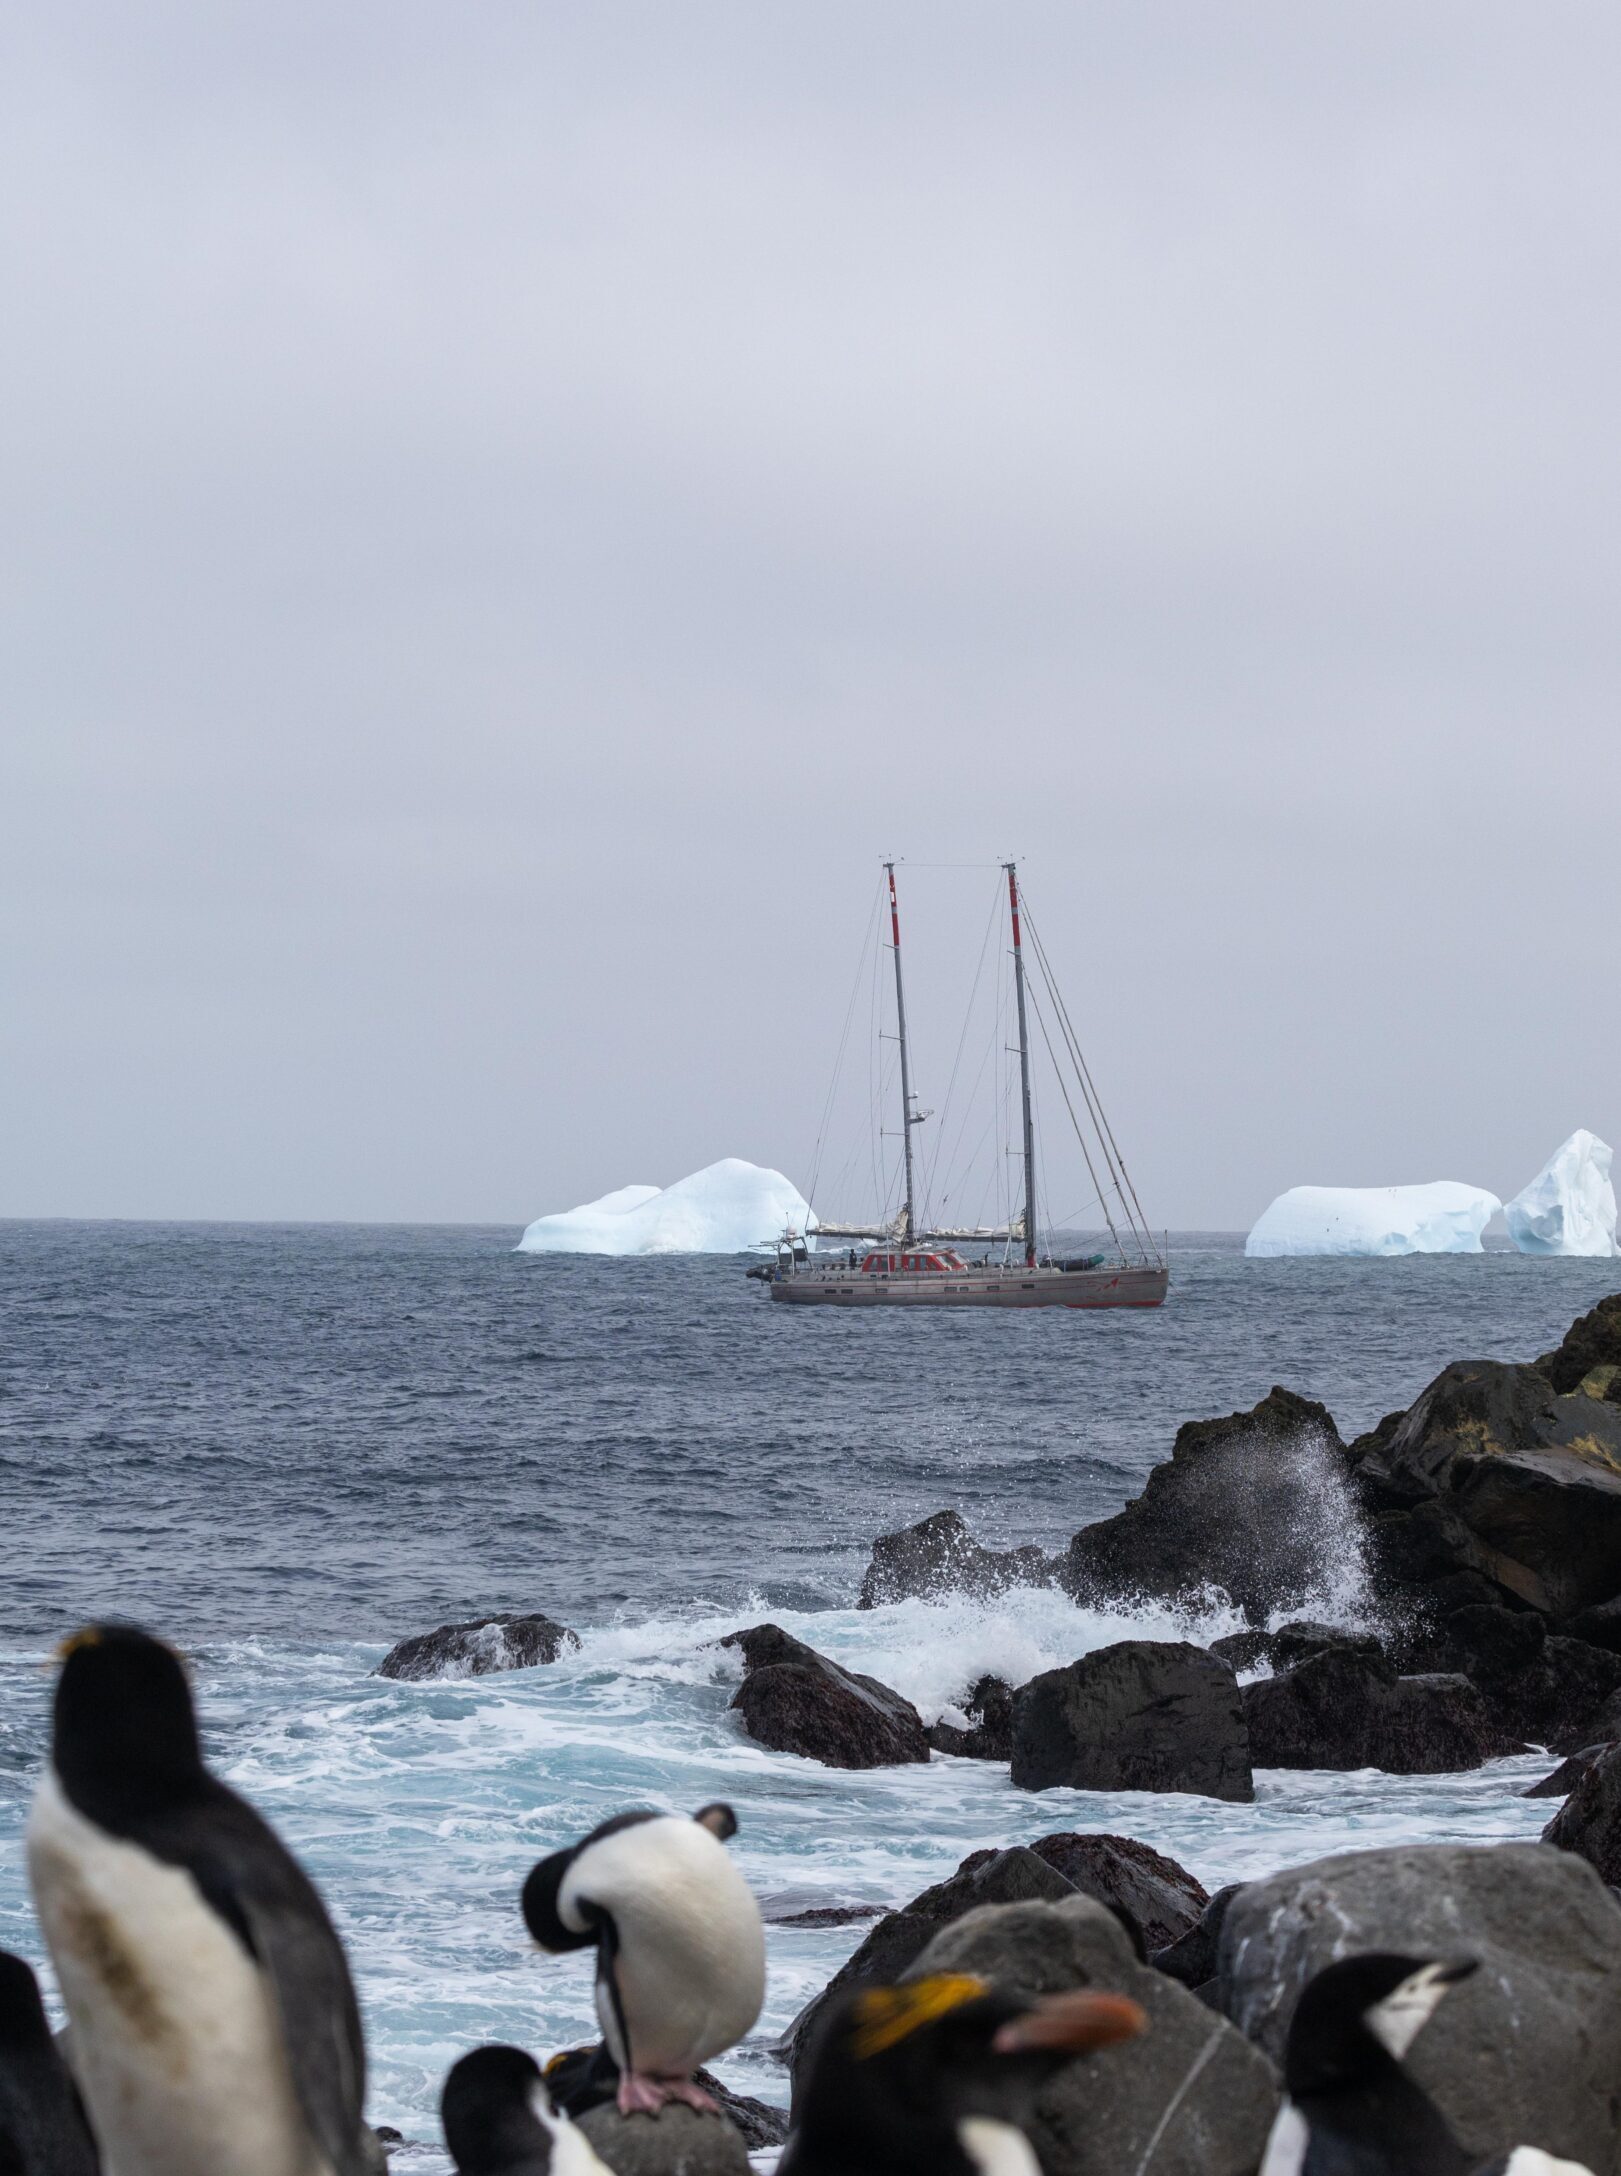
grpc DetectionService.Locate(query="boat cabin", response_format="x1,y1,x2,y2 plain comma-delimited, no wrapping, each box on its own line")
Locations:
860,1248,969,1275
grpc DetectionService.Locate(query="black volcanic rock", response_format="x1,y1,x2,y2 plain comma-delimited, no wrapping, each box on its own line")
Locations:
1535,1293,1621,1395
1525,1743,1613,1798
957,1831,1208,1954
1061,1387,1353,1620
926,1674,1014,1760
1543,1742,1621,1883
376,1611,579,1680
1011,1640,1253,1803
1242,1648,1513,1773
720,1623,929,1769
859,1509,1053,1608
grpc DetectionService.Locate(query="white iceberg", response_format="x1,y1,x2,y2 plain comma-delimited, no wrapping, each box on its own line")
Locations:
517,1158,813,1255
1245,1181,1503,1258
1504,1130,1617,1257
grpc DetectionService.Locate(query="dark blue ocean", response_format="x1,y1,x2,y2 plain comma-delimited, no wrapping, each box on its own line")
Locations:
1,1222,1617,2163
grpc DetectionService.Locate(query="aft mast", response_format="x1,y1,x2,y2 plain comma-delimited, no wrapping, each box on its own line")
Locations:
1005,861,1038,1268
885,860,920,1246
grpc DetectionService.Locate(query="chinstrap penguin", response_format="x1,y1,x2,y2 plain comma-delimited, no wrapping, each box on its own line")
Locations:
0,1950,100,2176
27,1624,376,2176
521,1802,764,2119
1260,1952,1594,2176
441,2046,610,2176
778,1970,1148,2176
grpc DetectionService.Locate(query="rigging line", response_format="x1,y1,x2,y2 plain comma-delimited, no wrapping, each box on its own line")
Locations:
1022,971,1124,1257
1020,892,1157,1251
806,876,883,1212
921,880,1003,1217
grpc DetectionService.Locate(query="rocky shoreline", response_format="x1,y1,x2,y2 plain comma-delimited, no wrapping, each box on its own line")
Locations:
369,1290,1621,2174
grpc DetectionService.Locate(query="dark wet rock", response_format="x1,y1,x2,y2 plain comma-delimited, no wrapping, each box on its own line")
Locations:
1062,1386,1354,1621
778,1845,1076,2084
1535,1292,1621,1395
1270,1619,1382,1668
1215,1841,1621,2175
1150,1882,1242,1991
1012,1640,1254,1803
1242,1648,1514,1773
375,1611,580,1681
1349,1358,1621,1617
913,1894,1279,2176
690,2072,787,2151
576,2100,750,2174
1544,1741,1621,1885
1525,1743,1614,1798
1209,1628,1273,1671
1396,1603,1621,1750
719,1623,928,1769
958,1831,1207,1954
926,1674,1014,1760
764,1902,884,1927
1567,1594,1621,1652
858,1509,1053,1608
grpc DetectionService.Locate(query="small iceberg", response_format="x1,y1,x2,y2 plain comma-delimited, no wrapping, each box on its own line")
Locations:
1504,1130,1617,1257
1245,1181,1502,1258
517,1157,813,1255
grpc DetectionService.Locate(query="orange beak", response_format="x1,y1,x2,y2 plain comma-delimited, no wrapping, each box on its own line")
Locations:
991,1990,1149,2055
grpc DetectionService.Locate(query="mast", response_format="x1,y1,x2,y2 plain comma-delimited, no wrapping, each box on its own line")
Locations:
885,860,919,1246
1006,861,1038,1267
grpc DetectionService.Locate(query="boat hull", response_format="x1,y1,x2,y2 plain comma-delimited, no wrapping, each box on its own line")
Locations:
766,1263,1169,1309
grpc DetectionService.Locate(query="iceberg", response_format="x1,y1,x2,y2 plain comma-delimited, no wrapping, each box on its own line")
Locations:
1504,1130,1618,1257
517,1158,813,1255
1245,1181,1503,1258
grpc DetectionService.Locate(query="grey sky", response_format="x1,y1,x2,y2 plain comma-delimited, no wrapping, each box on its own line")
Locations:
3,2,1617,1229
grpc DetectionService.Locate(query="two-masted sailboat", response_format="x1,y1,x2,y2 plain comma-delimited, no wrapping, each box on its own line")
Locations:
752,862,1169,1309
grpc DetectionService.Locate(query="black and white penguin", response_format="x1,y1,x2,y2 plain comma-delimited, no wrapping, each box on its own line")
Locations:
521,1803,764,2118
0,1950,99,2176
778,1970,1148,2176
441,2046,609,2176
1260,1952,1593,2176
27,1624,375,2176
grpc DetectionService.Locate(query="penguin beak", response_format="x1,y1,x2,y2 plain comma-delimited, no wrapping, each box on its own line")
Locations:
1432,1959,1479,1988
991,1990,1148,2055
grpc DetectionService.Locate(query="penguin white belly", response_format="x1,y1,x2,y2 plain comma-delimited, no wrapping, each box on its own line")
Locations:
958,2116,1042,2176
562,1817,765,2077
28,1773,333,2176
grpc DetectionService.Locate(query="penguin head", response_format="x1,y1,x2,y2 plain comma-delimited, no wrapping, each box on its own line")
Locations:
442,2044,594,2175
1286,1954,1479,2091
0,1951,51,2047
52,1624,204,1815
791,1973,1147,2174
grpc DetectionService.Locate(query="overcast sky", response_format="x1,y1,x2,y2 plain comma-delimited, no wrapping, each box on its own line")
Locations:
3,2,1617,1230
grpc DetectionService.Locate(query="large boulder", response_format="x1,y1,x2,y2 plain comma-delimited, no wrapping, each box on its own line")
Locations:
1011,1641,1253,1803
1535,1292,1621,1394
575,2102,750,2174
1241,1648,1515,1773
1524,1743,1612,1799
375,1611,579,1680
858,1510,1053,1608
1215,1842,1621,2174
912,1894,1279,2176
719,1624,928,1769
926,1675,1014,1760
1400,1604,1621,1750
1349,1358,1621,1617
1061,1387,1355,1620
1543,1741,1621,1885
958,1831,1207,1954
779,1845,1076,2084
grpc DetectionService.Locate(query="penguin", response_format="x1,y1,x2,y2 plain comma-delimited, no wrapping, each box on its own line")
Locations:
440,2047,610,2176
1259,1952,1594,2176
26,1624,375,2176
0,1951,100,2176
521,1803,764,2118
778,1971,1148,2176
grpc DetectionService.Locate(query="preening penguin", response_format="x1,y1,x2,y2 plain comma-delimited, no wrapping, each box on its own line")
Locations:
778,1971,1148,2176
0,1950,99,2176
1260,1953,1594,2176
441,2046,610,2176
521,1803,764,2118
27,1625,375,2176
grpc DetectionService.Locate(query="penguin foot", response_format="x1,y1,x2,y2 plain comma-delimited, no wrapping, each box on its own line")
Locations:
616,2072,721,2117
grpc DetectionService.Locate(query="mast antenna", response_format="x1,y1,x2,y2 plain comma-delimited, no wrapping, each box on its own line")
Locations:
1005,861,1038,1267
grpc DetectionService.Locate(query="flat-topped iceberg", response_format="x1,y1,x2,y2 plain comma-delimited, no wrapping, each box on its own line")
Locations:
517,1158,813,1255
1246,1181,1502,1258
1505,1130,1617,1257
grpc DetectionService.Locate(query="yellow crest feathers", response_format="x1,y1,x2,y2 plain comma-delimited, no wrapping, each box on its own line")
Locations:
850,1975,988,2059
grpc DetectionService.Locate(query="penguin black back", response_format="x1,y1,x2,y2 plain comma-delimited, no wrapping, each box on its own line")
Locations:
441,2046,608,2175
0,1952,99,2176
35,1625,373,2176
